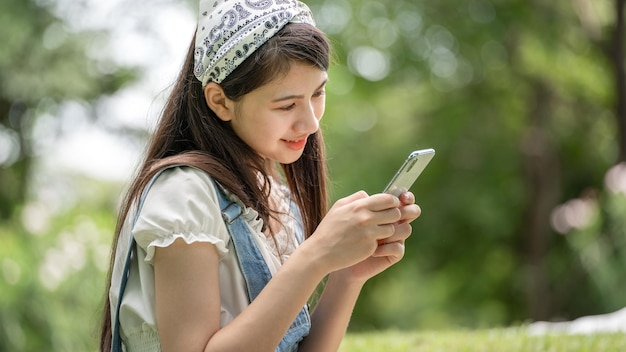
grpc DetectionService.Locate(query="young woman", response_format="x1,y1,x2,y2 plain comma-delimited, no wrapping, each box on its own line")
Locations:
99,1,421,351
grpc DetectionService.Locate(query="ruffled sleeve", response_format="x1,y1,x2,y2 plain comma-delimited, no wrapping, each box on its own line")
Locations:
131,166,230,264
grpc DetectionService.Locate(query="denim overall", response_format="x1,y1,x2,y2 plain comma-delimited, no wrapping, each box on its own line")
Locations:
112,166,311,352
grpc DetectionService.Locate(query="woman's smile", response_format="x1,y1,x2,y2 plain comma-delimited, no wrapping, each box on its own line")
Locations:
283,137,308,150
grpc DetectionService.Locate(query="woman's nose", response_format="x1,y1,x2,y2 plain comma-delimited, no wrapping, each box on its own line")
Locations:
295,103,321,134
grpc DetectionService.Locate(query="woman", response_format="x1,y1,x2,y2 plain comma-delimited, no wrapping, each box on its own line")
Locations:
99,1,421,351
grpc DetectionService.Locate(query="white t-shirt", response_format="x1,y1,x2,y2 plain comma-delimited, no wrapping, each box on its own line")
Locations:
108,166,300,352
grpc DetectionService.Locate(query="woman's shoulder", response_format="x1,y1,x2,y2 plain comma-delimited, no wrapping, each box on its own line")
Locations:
152,165,243,202
139,163,216,205
154,165,216,189
133,165,223,233
131,165,231,263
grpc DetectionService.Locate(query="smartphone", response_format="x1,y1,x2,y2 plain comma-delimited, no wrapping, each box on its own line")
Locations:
383,148,435,197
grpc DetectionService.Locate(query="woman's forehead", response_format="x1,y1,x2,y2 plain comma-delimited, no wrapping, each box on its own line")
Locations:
254,64,328,98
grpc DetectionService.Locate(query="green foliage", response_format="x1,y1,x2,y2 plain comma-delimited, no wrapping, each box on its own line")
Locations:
555,163,626,311
0,175,119,351
0,0,135,103
0,0,136,220
312,0,624,330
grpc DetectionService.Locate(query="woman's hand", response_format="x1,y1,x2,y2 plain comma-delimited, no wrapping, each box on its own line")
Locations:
333,191,421,284
294,192,421,352
304,191,420,277
304,191,404,274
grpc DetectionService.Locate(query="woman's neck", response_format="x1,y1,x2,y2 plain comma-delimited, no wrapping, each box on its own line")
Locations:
263,158,279,178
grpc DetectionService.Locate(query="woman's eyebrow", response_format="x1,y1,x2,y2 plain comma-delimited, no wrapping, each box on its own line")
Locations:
271,80,328,103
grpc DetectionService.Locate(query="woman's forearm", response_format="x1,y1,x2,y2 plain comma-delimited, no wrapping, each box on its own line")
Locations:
203,241,329,352
298,271,365,352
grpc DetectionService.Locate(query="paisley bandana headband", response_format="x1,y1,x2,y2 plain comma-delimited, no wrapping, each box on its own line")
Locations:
193,0,316,86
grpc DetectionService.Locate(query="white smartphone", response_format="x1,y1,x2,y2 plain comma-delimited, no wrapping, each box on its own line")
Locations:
383,148,435,197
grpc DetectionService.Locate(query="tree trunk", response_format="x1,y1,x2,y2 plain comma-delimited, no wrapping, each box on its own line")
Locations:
615,0,626,161
521,80,561,321
0,99,30,220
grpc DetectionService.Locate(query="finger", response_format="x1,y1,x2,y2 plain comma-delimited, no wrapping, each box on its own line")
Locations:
334,190,369,207
350,196,403,225
399,191,415,205
374,206,403,225
367,193,401,212
376,223,396,239
372,242,406,260
386,223,412,242
397,204,421,223
379,223,412,245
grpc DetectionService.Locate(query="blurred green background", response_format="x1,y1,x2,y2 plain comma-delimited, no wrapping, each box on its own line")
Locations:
2,0,626,350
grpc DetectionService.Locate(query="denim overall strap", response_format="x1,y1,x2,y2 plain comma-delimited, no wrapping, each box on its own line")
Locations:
213,180,311,352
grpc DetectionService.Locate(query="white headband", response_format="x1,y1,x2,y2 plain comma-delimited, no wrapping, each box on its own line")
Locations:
193,0,316,87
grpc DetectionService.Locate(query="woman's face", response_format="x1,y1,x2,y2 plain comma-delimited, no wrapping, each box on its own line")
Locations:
230,62,328,164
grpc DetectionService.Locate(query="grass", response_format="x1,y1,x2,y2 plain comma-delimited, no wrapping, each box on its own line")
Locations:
339,328,626,352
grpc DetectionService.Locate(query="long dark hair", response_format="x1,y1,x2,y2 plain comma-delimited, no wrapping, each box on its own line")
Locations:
99,23,331,351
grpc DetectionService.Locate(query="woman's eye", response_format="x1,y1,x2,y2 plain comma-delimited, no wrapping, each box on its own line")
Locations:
313,90,326,98
280,103,296,111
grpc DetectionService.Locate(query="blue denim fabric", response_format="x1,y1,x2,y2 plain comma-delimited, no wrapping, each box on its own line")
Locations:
112,166,311,352
213,180,311,352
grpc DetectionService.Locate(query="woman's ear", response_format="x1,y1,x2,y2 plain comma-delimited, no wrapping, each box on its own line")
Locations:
204,82,234,121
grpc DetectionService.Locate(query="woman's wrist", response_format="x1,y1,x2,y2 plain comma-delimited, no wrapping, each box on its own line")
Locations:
290,240,333,281
328,268,367,292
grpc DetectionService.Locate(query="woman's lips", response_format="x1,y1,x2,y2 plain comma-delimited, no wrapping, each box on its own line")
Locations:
283,138,307,150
